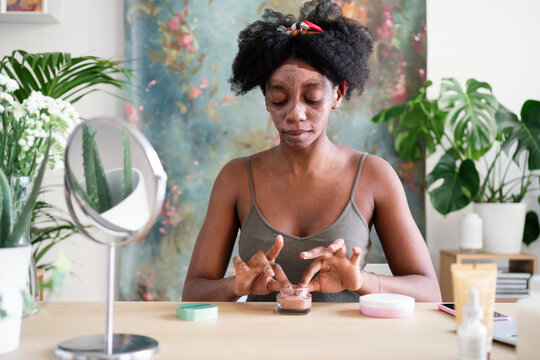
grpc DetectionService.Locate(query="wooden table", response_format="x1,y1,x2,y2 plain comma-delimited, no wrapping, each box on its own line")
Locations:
6,302,517,359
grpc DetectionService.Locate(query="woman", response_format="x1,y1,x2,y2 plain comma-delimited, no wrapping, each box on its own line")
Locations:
182,0,441,302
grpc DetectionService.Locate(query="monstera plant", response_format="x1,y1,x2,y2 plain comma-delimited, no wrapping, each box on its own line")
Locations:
372,77,540,247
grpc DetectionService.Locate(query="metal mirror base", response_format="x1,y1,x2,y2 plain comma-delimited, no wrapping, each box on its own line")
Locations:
54,334,159,360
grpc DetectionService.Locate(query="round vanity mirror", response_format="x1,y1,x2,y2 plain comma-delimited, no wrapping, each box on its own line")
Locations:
57,117,167,360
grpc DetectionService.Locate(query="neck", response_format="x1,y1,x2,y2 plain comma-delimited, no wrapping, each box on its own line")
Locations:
275,134,338,175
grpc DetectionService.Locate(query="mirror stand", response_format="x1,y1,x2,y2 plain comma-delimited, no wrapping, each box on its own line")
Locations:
53,243,159,360
54,117,167,360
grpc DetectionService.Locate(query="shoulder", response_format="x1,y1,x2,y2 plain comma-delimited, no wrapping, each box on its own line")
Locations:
211,157,249,197
359,154,403,196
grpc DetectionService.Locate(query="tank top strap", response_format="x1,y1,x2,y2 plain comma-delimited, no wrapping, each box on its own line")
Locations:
245,156,256,204
350,152,368,201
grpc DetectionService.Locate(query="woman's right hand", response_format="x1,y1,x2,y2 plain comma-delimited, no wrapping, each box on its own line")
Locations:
232,235,290,296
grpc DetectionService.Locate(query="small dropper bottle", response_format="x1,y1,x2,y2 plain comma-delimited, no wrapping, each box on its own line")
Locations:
458,288,487,360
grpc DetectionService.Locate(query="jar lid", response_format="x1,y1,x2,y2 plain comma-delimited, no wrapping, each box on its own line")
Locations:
359,294,415,318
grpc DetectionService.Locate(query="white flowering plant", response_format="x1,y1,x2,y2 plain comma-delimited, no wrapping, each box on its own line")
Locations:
0,73,80,180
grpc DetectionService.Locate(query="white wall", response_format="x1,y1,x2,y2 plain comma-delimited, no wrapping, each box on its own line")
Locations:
0,0,124,301
426,0,540,275
1,0,539,300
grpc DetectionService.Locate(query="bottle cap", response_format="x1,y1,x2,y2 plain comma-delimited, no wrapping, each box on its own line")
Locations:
463,288,483,320
529,275,540,293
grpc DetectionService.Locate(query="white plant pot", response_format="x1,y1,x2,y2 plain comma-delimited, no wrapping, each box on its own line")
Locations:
0,245,31,354
474,202,526,254
100,168,150,231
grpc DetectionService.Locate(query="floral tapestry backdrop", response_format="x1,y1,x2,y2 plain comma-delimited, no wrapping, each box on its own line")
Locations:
121,0,427,301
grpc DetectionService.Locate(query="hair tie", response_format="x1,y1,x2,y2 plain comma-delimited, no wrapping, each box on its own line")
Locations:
276,20,324,36
340,81,347,96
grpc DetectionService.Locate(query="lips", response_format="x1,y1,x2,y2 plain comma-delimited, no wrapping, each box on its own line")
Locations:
284,130,312,135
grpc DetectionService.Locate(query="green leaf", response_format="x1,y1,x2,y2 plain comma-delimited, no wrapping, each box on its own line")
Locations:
0,51,133,103
370,81,444,161
0,169,13,245
7,137,52,246
438,78,499,160
499,100,540,170
82,124,99,210
426,151,480,215
523,211,540,246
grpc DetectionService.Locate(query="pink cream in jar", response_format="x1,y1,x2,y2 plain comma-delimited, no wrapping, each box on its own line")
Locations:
276,287,311,315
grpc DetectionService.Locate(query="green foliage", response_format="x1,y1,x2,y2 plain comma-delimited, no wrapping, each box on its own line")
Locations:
82,124,112,213
31,197,78,270
0,50,134,104
439,79,499,160
426,151,480,215
78,123,133,213
0,138,51,248
371,78,540,245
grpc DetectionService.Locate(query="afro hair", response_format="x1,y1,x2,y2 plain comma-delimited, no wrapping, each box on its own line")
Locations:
229,0,373,100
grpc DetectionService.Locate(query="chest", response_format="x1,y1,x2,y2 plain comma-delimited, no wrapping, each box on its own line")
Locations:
248,173,355,238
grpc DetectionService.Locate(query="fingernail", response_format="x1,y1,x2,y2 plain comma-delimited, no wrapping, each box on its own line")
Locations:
267,268,275,276
243,265,249,272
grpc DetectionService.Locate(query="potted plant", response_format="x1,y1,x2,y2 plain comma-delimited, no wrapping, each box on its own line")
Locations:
0,50,134,293
0,139,50,354
372,77,540,253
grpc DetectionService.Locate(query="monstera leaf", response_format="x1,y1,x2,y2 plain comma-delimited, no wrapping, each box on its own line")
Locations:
372,81,445,161
438,78,499,160
498,100,540,170
426,150,480,215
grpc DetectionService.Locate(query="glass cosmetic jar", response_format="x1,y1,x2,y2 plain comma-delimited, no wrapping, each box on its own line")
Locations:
276,287,312,315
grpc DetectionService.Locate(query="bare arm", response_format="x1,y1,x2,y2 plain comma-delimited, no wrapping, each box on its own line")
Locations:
363,156,441,302
182,159,290,301
182,159,243,301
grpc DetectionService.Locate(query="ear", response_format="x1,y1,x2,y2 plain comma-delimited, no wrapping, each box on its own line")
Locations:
332,85,343,109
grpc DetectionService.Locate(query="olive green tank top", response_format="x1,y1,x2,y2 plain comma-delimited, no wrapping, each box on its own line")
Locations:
238,153,371,302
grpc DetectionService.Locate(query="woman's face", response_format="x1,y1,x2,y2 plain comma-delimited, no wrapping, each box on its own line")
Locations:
265,58,342,150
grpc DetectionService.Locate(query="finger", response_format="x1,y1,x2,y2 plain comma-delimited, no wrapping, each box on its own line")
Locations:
253,251,275,277
300,247,333,260
233,256,250,274
351,247,362,266
272,263,292,288
298,258,322,288
306,279,320,293
328,238,346,257
265,234,284,262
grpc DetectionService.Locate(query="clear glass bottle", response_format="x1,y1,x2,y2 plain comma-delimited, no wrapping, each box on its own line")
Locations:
276,287,311,314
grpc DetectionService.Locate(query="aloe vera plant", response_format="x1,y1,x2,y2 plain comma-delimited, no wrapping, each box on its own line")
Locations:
0,138,51,248
76,124,133,213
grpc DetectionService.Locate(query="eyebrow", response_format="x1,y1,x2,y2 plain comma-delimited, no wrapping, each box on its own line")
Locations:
267,81,324,91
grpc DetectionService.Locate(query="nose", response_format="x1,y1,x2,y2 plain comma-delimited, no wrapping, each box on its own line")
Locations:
285,100,307,123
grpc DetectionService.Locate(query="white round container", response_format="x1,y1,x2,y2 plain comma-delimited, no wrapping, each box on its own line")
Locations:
459,213,483,251
359,294,415,318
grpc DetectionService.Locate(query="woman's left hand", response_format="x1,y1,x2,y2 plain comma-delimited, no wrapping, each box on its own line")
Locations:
298,238,363,293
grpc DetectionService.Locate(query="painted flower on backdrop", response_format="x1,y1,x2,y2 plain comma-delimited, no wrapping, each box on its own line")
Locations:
0,74,80,178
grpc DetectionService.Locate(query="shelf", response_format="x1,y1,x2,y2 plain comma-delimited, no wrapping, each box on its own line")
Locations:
439,249,538,302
